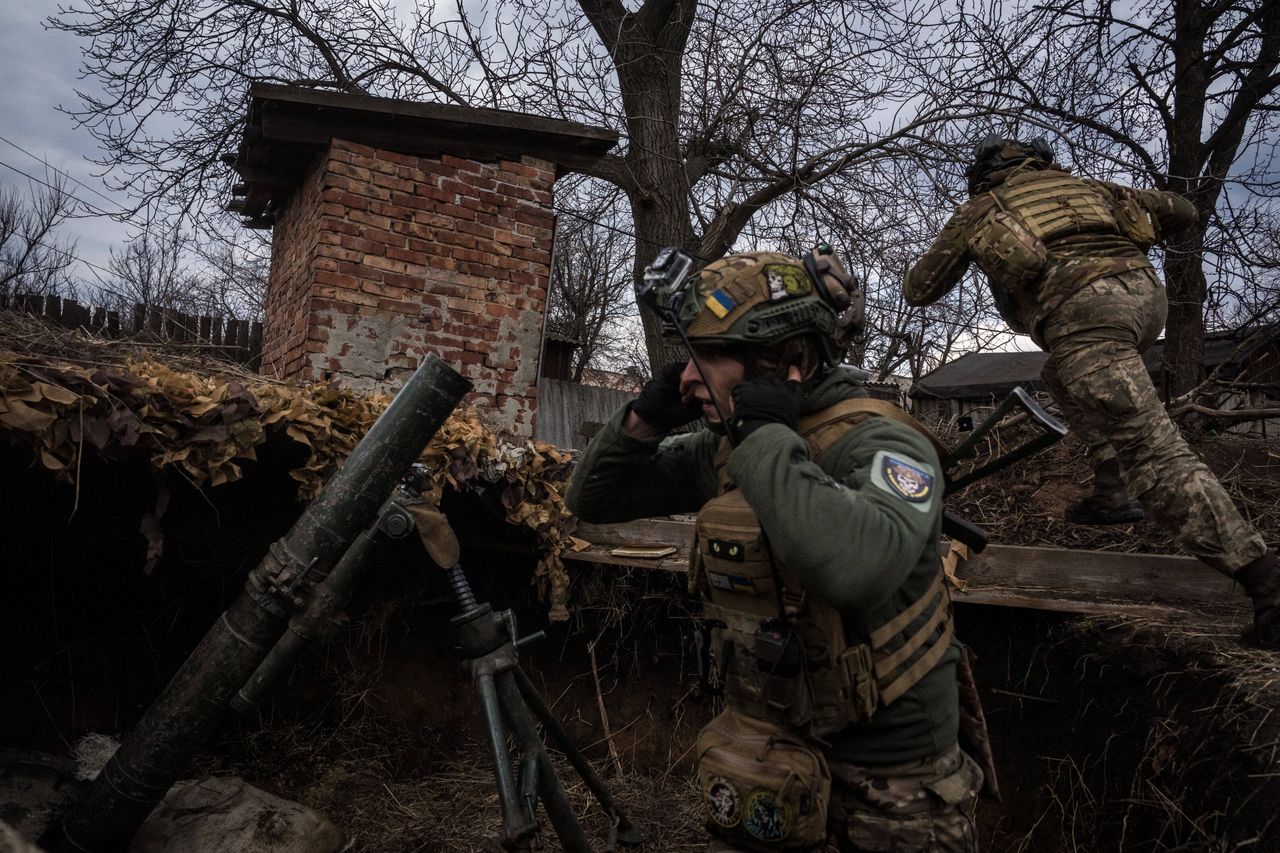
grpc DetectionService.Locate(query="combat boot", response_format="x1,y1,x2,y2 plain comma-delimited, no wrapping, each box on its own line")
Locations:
1236,550,1280,649
1064,458,1144,526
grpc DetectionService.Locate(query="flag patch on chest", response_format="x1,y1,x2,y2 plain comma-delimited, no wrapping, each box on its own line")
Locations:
871,450,935,511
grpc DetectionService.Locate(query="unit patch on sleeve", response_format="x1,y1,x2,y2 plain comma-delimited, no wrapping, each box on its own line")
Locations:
870,450,936,513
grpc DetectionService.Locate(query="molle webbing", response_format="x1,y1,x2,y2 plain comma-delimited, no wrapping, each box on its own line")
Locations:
869,574,954,706
705,397,956,728
995,174,1118,242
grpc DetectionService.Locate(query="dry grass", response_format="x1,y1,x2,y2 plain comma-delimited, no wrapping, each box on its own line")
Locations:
992,611,1280,852
192,574,712,852
941,415,1280,554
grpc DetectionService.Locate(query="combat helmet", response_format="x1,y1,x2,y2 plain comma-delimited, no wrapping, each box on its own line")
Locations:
641,247,863,369
966,133,1054,195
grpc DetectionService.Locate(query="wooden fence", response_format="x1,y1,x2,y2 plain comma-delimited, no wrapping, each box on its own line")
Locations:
533,378,635,449
0,292,263,368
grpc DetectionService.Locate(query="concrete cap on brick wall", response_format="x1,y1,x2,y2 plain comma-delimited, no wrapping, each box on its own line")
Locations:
227,83,618,227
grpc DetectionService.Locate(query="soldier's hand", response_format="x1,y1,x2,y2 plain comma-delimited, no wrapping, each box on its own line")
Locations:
630,362,701,433
731,372,802,439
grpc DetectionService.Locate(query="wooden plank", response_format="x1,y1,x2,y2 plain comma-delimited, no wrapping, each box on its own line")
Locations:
948,587,1243,617
575,519,693,551
562,518,1244,613
532,379,633,450
567,545,689,574
955,543,1239,606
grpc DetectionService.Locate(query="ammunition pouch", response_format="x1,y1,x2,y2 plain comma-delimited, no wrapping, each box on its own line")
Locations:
1112,195,1158,251
697,709,832,850
967,203,1047,296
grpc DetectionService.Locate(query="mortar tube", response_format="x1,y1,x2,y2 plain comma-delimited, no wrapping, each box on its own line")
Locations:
49,354,472,852
232,506,394,714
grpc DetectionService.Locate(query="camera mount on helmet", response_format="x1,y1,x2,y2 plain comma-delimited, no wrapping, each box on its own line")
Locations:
638,246,696,337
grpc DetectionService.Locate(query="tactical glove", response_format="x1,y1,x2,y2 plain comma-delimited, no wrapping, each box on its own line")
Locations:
731,376,802,439
630,362,700,433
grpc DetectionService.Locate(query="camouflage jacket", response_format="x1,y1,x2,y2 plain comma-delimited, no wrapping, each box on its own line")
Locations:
904,166,1197,343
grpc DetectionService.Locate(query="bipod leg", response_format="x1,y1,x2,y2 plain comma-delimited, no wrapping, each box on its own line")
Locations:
512,666,647,846
496,671,593,853
477,671,537,851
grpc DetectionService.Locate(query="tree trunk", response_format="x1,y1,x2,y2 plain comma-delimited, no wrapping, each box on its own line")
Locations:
1161,226,1209,397
1162,0,1209,397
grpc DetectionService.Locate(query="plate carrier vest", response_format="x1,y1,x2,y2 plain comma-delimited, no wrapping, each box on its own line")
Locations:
968,170,1123,331
694,398,956,739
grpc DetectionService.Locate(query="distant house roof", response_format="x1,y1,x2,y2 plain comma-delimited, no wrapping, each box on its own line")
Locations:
914,325,1278,400
914,351,1050,399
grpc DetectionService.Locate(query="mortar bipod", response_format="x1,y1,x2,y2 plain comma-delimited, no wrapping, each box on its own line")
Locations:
445,563,646,852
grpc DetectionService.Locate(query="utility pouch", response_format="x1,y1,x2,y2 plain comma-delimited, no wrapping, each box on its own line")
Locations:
697,709,832,849
698,490,777,619
790,603,877,736
752,624,814,727
968,198,1047,294
1113,195,1157,251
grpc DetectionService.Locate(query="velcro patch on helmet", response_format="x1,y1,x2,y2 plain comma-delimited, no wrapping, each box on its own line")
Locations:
870,450,935,512
764,264,812,301
705,288,737,319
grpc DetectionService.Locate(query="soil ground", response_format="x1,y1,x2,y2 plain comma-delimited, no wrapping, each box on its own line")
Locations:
2,434,1278,851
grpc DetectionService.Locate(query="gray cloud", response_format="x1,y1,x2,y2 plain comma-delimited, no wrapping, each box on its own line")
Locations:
0,1,141,285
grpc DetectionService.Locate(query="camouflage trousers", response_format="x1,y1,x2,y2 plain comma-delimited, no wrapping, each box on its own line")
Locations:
706,744,982,853
1039,269,1268,574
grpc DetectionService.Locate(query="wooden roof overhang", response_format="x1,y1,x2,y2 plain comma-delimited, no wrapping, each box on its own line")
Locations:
226,83,618,228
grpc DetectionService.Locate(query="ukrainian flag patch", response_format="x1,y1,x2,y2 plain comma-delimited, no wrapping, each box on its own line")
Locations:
705,288,736,318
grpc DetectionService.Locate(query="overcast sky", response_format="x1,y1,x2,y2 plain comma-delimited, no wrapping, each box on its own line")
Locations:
0,2,138,283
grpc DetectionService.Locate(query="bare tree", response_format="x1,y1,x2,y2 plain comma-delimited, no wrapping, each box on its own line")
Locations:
546,182,638,380
743,147,1020,382
191,231,271,320
967,0,1280,394
52,0,990,369
0,174,79,297
104,231,204,314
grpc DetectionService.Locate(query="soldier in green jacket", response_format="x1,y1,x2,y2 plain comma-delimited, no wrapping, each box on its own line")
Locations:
568,249,982,852
904,135,1279,648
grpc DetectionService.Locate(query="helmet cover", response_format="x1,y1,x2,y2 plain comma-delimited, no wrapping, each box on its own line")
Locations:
668,251,842,366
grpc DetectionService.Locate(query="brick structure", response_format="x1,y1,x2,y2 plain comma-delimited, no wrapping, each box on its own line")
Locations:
229,84,616,436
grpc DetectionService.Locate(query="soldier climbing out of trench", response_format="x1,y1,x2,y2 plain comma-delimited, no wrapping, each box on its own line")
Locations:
903,134,1280,649
568,247,985,852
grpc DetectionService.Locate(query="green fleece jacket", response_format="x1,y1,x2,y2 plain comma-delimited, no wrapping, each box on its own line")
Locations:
566,367,959,766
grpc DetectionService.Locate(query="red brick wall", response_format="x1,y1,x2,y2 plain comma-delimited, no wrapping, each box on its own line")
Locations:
259,139,556,436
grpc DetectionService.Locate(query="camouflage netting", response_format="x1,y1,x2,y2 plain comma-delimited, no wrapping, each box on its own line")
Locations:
0,312,580,618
